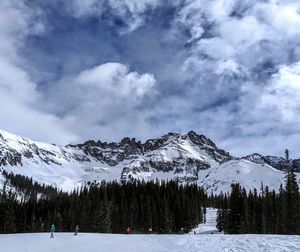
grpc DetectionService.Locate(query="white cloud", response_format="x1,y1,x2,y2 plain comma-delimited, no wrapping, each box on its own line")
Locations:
48,62,157,141
177,0,236,41
195,37,234,60
0,1,160,143
215,61,300,156
253,2,300,37
2,0,300,158
215,59,241,75
70,0,161,32
168,0,300,156
0,0,76,143
76,62,155,99
218,16,270,48
176,0,300,70
259,62,300,121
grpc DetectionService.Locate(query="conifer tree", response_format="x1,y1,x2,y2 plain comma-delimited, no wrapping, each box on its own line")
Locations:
228,184,244,234
285,169,299,234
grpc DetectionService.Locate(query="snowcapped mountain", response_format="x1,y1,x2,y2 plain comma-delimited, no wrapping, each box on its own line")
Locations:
242,153,300,172
0,129,299,194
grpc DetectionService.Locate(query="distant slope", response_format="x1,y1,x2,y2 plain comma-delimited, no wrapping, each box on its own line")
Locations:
0,129,299,193
192,208,219,234
200,159,288,194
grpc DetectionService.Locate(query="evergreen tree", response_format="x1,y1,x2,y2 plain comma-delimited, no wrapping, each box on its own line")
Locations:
227,184,245,234
285,170,300,234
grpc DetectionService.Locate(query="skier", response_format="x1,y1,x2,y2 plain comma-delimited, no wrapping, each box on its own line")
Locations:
74,225,79,236
126,226,131,234
148,227,152,234
50,224,55,238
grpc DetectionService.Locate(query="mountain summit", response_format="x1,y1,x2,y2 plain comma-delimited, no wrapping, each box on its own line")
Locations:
0,129,299,194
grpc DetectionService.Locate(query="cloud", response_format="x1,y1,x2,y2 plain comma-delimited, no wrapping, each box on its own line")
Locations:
69,0,161,32
253,2,300,37
2,0,300,157
215,61,300,157
46,62,157,141
177,0,300,76
76,62,156,98
257,62,300,122
165,0,300,156
0,0,76,143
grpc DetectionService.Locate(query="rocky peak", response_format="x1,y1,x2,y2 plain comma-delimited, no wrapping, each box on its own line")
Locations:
187,131,233,163
1,128,300,193
187,131,214,147
264,155,285,169
120,137,137,145
242,153,266,164
242,153,300,172
143,132,180,151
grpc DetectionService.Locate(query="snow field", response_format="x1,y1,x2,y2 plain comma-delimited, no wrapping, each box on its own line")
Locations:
0,233,299,252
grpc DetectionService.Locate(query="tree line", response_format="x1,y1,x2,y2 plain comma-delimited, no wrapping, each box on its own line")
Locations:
216,169,300,234
0,173,205,234
1,159,300,235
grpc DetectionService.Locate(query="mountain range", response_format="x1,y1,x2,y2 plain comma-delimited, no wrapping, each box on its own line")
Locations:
0,129,299,194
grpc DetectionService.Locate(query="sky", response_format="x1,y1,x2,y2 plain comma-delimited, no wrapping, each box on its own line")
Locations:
1,0,300,157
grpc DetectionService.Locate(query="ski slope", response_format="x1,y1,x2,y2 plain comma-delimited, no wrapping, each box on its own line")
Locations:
192,208,220,234
0,233,299,252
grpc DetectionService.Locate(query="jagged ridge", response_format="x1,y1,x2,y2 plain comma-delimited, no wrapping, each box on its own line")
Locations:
0,129,299,194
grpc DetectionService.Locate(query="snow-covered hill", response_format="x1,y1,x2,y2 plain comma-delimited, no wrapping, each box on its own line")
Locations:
200,159,289,194
0,233,299,252
0,129,299,193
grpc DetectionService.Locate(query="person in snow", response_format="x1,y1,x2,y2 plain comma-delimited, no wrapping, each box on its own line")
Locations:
74,225,79,236
148,227,152,234
126,226,131,234
50,224,55,238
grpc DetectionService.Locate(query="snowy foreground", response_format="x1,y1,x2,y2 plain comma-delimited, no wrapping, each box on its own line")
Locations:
1,210,299,252
1,233,300,252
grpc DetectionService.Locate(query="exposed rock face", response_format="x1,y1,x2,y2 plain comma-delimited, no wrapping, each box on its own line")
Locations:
74,131,233,182
75,137,144,165
186,131,232,163
242,153,300,172
0,129,299,193
0,150,22,166
0,130,233,187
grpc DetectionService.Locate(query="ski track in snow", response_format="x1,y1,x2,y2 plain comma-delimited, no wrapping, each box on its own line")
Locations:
192,208,220,234
0,233,299,252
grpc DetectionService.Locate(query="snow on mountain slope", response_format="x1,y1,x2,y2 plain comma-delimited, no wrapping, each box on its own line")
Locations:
0,129,110,190
200,159,291,194
0,129,299,193
1,233,300,252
